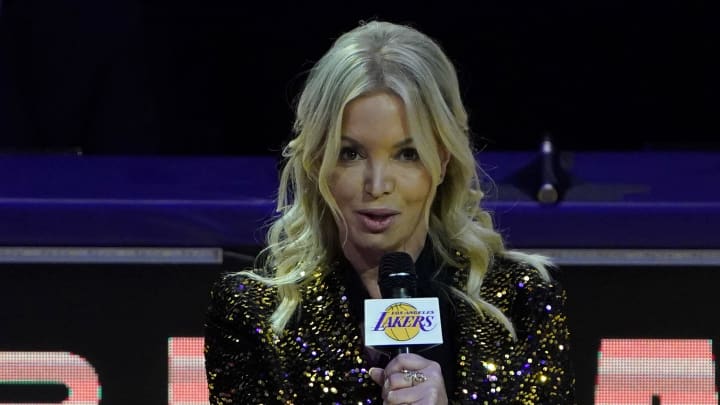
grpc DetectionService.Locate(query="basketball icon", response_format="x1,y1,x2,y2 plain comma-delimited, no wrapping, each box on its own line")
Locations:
383,303,421,341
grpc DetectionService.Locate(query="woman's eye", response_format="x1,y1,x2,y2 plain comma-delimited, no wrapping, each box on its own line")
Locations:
339,147,360,161
397,147,420,161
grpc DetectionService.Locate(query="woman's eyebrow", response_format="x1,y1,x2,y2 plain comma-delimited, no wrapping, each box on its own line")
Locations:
393,138,414,148
339,136,415,148
339,136,360,145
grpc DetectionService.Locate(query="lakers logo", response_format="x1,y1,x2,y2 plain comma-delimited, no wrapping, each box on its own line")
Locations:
372,302,436,342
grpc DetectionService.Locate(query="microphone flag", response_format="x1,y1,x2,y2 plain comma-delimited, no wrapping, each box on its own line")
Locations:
364,297,443,347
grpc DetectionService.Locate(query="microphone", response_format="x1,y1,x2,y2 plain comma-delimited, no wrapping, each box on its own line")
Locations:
363,252,443,352
537,135,559,204
378,252,417,356
379,252,417,299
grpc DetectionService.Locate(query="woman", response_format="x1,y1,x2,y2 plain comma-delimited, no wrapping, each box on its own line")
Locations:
205,21,575,404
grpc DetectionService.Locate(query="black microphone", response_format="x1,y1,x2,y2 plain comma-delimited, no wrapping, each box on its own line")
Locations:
378,251,417,356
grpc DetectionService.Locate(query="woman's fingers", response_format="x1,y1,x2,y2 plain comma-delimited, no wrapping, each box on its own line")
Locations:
383,353,437,376
385,383,443,405
372,353,447,405
368,367,385,386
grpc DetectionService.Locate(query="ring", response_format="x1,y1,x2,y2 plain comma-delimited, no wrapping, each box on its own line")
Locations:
402,369,428,385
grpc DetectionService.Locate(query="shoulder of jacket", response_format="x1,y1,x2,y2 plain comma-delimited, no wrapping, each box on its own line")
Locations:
489,254,568,324
208,272,277,324
488,254,559,290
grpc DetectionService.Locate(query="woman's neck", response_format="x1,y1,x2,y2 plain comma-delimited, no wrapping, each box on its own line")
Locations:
341,249,382,298
357,267,382,299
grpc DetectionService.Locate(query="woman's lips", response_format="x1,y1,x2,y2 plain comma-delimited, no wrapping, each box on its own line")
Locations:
356,210,399,233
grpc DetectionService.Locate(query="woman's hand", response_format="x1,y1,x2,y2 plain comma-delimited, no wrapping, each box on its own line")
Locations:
368,353,448,405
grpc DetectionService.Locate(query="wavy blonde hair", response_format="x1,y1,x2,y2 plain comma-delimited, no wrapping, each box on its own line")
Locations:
245,21,551,338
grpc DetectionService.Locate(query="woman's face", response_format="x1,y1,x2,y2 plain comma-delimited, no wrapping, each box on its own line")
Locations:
328,90,437,268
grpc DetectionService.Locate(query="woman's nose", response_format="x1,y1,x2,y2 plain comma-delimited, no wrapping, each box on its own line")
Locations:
363,161,394,198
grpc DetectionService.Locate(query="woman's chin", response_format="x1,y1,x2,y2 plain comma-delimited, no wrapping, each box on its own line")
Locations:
348,236,406,257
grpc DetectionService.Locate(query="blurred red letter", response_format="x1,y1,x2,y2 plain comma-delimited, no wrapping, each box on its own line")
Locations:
595,339,717,404
0,351,100,404
168,337,209,405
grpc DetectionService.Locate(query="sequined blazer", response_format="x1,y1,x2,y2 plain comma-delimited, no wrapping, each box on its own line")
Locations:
204,254,575,404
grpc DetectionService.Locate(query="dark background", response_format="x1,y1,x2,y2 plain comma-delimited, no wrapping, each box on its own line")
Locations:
2,2,718,403
1,0,719,155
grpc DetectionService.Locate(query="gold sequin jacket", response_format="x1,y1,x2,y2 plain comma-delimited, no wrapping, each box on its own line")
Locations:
204,254,575,404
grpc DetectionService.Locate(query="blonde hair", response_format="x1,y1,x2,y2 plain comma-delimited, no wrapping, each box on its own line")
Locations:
244,21,551,338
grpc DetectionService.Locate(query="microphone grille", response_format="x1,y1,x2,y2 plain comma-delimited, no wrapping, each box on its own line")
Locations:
378,252,417,293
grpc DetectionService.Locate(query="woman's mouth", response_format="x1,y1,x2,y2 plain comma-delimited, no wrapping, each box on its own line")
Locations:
356,210,399,233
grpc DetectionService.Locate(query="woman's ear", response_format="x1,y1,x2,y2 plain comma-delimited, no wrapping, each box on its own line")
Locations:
439,147,450,183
